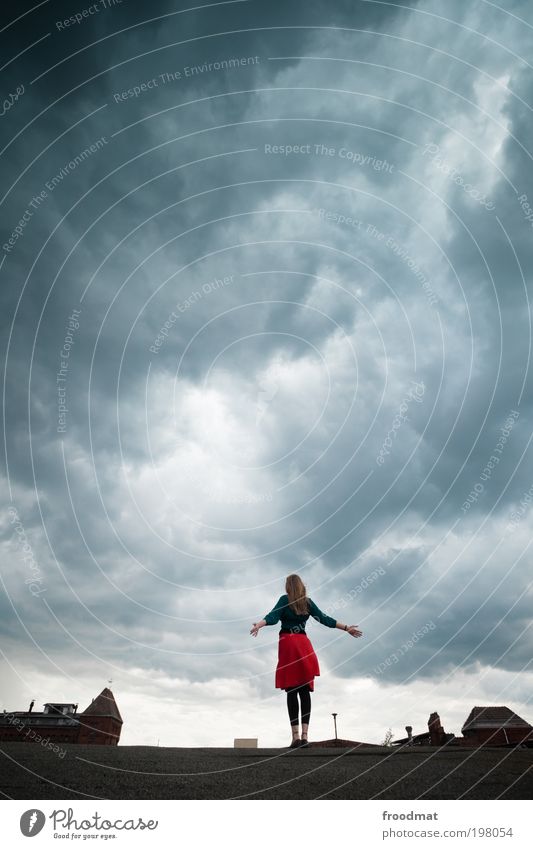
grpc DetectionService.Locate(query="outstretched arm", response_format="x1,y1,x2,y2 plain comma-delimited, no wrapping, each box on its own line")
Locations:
335,622,363,637
308,599,363,637
250,595,287,636
250,619,267,637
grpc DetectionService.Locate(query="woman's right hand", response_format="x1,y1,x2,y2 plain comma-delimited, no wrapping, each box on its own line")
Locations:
347,625,363,637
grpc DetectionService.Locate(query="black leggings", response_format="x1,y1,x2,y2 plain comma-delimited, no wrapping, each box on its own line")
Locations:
285,684,311,726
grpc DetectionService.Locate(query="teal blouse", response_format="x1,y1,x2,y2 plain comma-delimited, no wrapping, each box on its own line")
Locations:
263,594,337,633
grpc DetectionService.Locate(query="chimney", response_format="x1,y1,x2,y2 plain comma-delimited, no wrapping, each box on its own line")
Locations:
405,725,413,745
29,700,35,713
428,712,445,746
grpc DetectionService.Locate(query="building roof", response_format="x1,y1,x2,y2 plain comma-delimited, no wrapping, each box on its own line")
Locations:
0,712,78,726
392,731,431,746
80,688,123,723
462,706,532,733
311,738,379,748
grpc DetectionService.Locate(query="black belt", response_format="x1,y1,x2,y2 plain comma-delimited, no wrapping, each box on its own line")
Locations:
279,628,306,635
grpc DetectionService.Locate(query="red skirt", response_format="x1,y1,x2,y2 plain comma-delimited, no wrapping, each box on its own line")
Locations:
275,633,320,691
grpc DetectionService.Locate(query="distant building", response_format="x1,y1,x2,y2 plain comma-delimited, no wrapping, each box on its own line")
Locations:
391,712,452,747
310,738,379,748
459,706,533,746
392,706,533,748
392,728,431,747
0,688,122,746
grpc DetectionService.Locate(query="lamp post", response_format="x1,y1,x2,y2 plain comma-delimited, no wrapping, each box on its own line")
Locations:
332,713,338,740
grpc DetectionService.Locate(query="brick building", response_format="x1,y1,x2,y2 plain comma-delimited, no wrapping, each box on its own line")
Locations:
0,687,122,746
459,706,533,747
393,706,533,748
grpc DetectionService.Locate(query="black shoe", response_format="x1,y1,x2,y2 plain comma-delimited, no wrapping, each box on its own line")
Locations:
289,739,301,748
298,739,309,747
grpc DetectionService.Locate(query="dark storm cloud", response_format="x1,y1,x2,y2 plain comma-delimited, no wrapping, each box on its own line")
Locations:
2,0,533,744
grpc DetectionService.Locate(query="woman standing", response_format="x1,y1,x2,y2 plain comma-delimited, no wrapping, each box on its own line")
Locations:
250,574,363,748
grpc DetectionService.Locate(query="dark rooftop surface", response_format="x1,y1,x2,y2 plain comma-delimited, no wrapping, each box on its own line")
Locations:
1,743,532,799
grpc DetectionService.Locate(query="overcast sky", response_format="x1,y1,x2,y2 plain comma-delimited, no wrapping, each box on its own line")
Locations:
1,0,533,752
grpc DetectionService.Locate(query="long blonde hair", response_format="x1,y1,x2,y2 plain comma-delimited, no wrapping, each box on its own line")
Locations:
285,574,309,615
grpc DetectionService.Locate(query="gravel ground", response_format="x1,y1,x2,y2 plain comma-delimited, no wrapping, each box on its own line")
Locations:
1,743,532,800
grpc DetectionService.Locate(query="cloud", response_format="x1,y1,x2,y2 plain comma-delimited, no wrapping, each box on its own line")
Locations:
2,0,533,747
